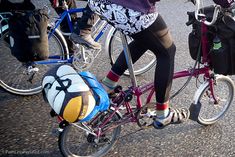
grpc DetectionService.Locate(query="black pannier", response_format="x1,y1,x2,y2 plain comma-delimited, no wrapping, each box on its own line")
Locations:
210,15,235,75
187,6,215,62
0,0,35,12
187,6,235,75
8,9,49,62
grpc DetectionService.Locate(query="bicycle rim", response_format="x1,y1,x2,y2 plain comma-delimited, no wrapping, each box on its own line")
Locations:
59,110,121,157
108,30,156,76
0,28,66,95
197,75,234,125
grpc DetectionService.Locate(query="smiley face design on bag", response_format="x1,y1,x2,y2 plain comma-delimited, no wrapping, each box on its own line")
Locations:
42,65,96,123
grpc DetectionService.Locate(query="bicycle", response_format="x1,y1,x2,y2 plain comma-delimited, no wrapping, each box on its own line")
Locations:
52,0,235,156
0,2,156,95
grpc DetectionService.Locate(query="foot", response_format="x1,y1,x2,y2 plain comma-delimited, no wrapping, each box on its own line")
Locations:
70,33,101,50
153,107,190,129
99,80,117,98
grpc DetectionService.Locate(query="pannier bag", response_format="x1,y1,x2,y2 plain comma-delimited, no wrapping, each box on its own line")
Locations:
187,6,235,75
0,0,36,12
8,9,49,62
209,15,235,75
187,6,215,62
42,65,110,123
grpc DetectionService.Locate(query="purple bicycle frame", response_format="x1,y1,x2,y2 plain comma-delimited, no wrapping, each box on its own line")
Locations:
88,18,218,137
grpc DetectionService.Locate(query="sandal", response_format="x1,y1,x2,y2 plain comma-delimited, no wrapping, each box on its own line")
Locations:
153,107,190,129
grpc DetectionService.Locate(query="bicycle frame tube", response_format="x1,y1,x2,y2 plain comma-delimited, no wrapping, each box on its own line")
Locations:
35,57,73,64
201,21,209,64
135,66,210,106
48,8,84,38
94,22,110,42
38,8,109,65
201,21,218,102
120,33,137,87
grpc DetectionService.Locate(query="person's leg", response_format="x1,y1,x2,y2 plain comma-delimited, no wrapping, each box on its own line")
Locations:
102,15,189,128
143,15,189,128
70,5,101,49
101,39,148,91
50,0,78,54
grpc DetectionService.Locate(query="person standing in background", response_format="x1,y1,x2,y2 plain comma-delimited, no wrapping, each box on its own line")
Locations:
50,0,101,50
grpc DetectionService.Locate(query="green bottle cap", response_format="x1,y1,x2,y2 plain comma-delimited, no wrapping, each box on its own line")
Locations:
213,42,222,50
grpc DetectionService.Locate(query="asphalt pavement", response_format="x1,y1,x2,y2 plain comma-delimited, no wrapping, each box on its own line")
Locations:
1,0,235,157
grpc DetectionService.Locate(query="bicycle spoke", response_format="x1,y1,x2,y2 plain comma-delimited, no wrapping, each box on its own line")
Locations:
197,76,234,125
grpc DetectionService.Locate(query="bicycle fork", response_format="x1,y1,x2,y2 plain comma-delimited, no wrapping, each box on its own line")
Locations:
189,76,218,121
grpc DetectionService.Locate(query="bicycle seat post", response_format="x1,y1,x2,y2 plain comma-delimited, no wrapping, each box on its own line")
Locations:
120,33,137,87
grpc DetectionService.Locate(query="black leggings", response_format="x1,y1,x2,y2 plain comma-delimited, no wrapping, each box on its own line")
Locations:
111,15,176,103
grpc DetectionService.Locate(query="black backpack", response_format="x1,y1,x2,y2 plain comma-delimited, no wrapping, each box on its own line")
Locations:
8,9,49,62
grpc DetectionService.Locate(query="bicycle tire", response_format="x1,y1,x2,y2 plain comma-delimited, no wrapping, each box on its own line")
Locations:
0,26,68,95
59,109,121,157
196,75,234,125
107,29,156,76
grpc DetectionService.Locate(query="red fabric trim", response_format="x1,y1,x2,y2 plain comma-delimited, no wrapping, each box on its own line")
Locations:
107,71,120,82
53,0,57,8
156,103,168,110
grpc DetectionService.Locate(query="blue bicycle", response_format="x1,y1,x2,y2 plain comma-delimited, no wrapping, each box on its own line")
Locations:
0,5,156,95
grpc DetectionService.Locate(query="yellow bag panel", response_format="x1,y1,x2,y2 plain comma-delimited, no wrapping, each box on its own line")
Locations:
63,96,83,123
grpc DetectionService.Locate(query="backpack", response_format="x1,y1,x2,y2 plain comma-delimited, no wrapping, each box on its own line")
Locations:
8,9,49,62
42,65,110,123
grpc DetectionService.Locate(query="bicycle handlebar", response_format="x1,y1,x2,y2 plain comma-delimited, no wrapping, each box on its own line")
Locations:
194,0,221,25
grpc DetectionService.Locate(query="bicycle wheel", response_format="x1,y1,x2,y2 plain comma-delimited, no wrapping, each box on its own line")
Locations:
59,110,121,157
108,29,156,76
196,75,234,125
0,27,67,95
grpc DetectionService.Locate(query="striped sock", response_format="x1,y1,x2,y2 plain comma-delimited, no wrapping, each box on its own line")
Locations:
156,102,170,118
102,70,120,89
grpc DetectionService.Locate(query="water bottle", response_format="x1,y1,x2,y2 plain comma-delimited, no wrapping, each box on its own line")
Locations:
211,35,228,74
212,35,222,51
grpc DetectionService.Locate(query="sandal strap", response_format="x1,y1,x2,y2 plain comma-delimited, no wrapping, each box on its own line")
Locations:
170,108,188,123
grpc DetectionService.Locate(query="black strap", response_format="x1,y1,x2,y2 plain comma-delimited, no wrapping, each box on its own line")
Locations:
56,78,72,91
